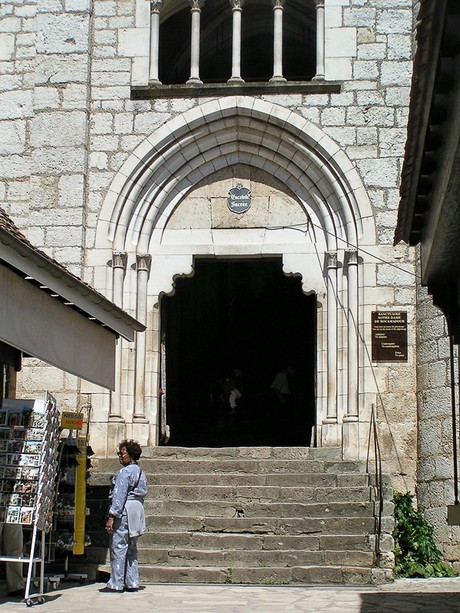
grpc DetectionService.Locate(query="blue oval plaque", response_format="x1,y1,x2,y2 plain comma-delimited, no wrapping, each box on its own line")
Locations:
227,184,251,214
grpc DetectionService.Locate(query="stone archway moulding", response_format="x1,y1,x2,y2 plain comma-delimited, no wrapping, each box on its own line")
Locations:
96,96,375,255
95,96,376,453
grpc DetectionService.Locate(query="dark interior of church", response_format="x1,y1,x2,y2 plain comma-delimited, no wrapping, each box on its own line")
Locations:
159,0,317,85
161,257,316,447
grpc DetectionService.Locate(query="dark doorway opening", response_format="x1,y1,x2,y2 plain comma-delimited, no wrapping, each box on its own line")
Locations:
161,258,316,447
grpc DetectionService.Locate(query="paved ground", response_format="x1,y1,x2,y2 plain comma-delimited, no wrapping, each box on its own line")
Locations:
1,578,460,612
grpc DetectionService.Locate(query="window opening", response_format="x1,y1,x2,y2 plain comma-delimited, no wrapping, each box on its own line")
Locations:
158,0,317,86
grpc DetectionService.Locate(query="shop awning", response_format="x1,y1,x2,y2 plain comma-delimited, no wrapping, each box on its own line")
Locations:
0,265,118,389
0,208,145,390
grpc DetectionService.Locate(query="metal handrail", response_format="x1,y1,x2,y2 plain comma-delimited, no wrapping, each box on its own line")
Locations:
366,403,384,565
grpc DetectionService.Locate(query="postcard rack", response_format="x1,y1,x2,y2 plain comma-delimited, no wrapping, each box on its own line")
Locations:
0,393,60,606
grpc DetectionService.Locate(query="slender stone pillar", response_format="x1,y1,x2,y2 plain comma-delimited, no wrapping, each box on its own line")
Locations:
270,0,286,82
313,0,325,80
324,251,338,424
187,0,206,84
344,250,359,421
228,0,244,83
149,0,163,84
134,254,152,421
110,252,127,422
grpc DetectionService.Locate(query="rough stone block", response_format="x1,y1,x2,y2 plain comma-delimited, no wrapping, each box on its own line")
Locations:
376,9,412,35
33,86,60,110
0,120,26,154
0,33,15,60
357,42,386,60
343,7,377,28
354,60,379,80
0,90,32,120
359,158,400,188
37,14,90,54
31,147,87,174
31,111,88,147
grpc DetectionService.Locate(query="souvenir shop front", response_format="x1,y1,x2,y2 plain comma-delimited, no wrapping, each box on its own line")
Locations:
0,208,144,602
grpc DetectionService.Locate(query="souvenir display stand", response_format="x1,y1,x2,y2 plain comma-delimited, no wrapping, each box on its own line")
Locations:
52,423,91,584
0,394,60,606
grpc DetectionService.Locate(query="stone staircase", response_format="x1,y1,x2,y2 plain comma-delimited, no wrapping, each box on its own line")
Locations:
86,446,394,586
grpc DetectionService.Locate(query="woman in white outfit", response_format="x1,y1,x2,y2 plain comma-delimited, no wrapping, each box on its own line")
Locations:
104,439,148,592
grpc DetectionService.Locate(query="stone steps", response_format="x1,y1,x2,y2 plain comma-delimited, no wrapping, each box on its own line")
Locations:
151,472,368,487
139,531,372,550
85,446,393,586
141,446,342,460
142,459,366,473
143,500,375,517
138,564,376,585
146,484,372,503
138,547,375,567
146,514,377,534
91,459,367,482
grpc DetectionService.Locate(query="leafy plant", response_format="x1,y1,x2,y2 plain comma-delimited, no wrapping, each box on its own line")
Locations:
393,491,457,578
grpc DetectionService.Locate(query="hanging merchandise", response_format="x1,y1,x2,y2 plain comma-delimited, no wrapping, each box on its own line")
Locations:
0,393,61,606
73,437,87,555
53,437,79,555
52,410,92,582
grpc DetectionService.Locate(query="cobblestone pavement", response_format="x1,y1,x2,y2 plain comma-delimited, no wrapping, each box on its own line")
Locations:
1,578,460,613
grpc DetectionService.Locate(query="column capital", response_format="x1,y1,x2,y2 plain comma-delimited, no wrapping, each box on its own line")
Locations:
112,251,128,270
314,0,325,8
149,0,163,13
189,0,205,10
136,254,152,273
229,0,244,9
325,251,338,269
344,249,359,266
273,0,285,8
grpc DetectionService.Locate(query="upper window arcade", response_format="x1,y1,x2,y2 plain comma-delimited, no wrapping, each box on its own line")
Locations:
147,0,322,87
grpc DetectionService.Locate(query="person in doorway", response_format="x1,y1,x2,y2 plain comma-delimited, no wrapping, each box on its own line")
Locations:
104,439,148,593
210,368,243,444
270,366,296,444
0,523,25,598
270,366,295,405
223,368,243,415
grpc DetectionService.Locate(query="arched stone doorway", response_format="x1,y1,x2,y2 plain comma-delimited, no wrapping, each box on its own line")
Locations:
161,257,316,447
93,96,377,458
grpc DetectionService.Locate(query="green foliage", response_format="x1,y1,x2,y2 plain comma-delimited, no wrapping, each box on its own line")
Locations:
393,491,457,578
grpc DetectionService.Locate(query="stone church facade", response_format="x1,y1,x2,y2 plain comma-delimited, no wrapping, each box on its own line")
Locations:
1,0,458,564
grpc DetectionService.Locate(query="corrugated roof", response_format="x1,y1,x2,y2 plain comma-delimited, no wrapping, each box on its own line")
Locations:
0,208,31,243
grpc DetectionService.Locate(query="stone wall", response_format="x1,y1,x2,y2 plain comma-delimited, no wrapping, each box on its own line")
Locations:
1,0,420,492
0,0,34,229
415,254,460,567
1,0,93,413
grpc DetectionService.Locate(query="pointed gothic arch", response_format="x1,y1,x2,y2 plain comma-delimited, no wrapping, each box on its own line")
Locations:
95,97,376,452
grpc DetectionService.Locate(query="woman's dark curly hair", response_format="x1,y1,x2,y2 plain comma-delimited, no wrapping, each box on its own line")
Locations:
119,439,142,461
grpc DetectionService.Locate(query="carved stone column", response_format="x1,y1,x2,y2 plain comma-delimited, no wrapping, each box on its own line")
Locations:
228,0,244,83
112,252,127,308
134,254,152,421
313,0,325,80
149,0,163,84
324,251,337,424
187,0,206,84
270,0,286,82
110,252,127,422
344,250,359,421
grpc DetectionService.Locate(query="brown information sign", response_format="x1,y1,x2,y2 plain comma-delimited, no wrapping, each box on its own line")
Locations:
371,311,407,362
